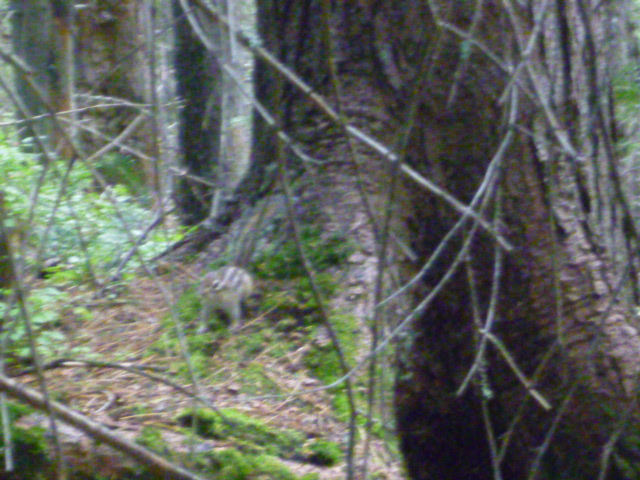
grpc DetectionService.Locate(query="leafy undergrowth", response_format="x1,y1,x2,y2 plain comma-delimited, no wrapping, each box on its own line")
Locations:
5,167,404,479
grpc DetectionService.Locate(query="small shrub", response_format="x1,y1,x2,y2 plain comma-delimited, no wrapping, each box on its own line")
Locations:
0,287,82,363
304,439,343,466
0,139,180,282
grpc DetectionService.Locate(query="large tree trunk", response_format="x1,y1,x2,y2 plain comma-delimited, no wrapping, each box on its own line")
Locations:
378,2,640,479
75,1,159,195
172,0,640,476
255,0,640,477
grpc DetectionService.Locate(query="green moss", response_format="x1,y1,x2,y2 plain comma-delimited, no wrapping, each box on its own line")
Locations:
303,439,343,466
236,363,282,396
136,426,170,456
300,474,320,480
293,273,338,311
305,315,358,383
151,323,218,380
308,231,354,271
236,329,273,356
206,449,301,480
176,408,305,459
259,272,337,320
254,226,354,280
173,287,203,325
260,290,304,315
304,314,359,420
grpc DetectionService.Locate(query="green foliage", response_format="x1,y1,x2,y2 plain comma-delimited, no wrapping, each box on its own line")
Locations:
176,408,305,459
259,272,338,318
0,286,86,362
614,66,640,113
206,449,302,480
260,290,304,315
0,140,180,281
136,426,171,457
304,315,358,383
173,285,230,334
293,273,338,311
173,287,204,325
303,439,343,466
254,226,353,280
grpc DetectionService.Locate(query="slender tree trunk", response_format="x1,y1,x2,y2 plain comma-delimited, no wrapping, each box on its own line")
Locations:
171,0,222,225
11,0,54,151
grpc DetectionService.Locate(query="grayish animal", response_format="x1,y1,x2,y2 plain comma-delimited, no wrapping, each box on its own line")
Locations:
198,266,254,333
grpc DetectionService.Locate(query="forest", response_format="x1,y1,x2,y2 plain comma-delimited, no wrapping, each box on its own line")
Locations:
1,0,640,479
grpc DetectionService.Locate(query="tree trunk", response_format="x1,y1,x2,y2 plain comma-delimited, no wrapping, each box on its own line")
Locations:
74,1,161,197
255,0,640,477
11,0,54,151
168,0,640,476
49,0,74,158
171,0,222,225
375,1,640,478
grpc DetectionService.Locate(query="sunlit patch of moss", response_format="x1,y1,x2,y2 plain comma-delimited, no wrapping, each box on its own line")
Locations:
136,426,171,457
205,449,305,480
304,314,359,420
176,408,305,459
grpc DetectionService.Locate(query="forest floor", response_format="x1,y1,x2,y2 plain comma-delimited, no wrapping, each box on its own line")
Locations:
14,172,407,480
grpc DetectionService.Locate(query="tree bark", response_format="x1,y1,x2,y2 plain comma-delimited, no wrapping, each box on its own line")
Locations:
377,1,640,478
171,0,222,225
11,0,54,151
249,0,640,477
